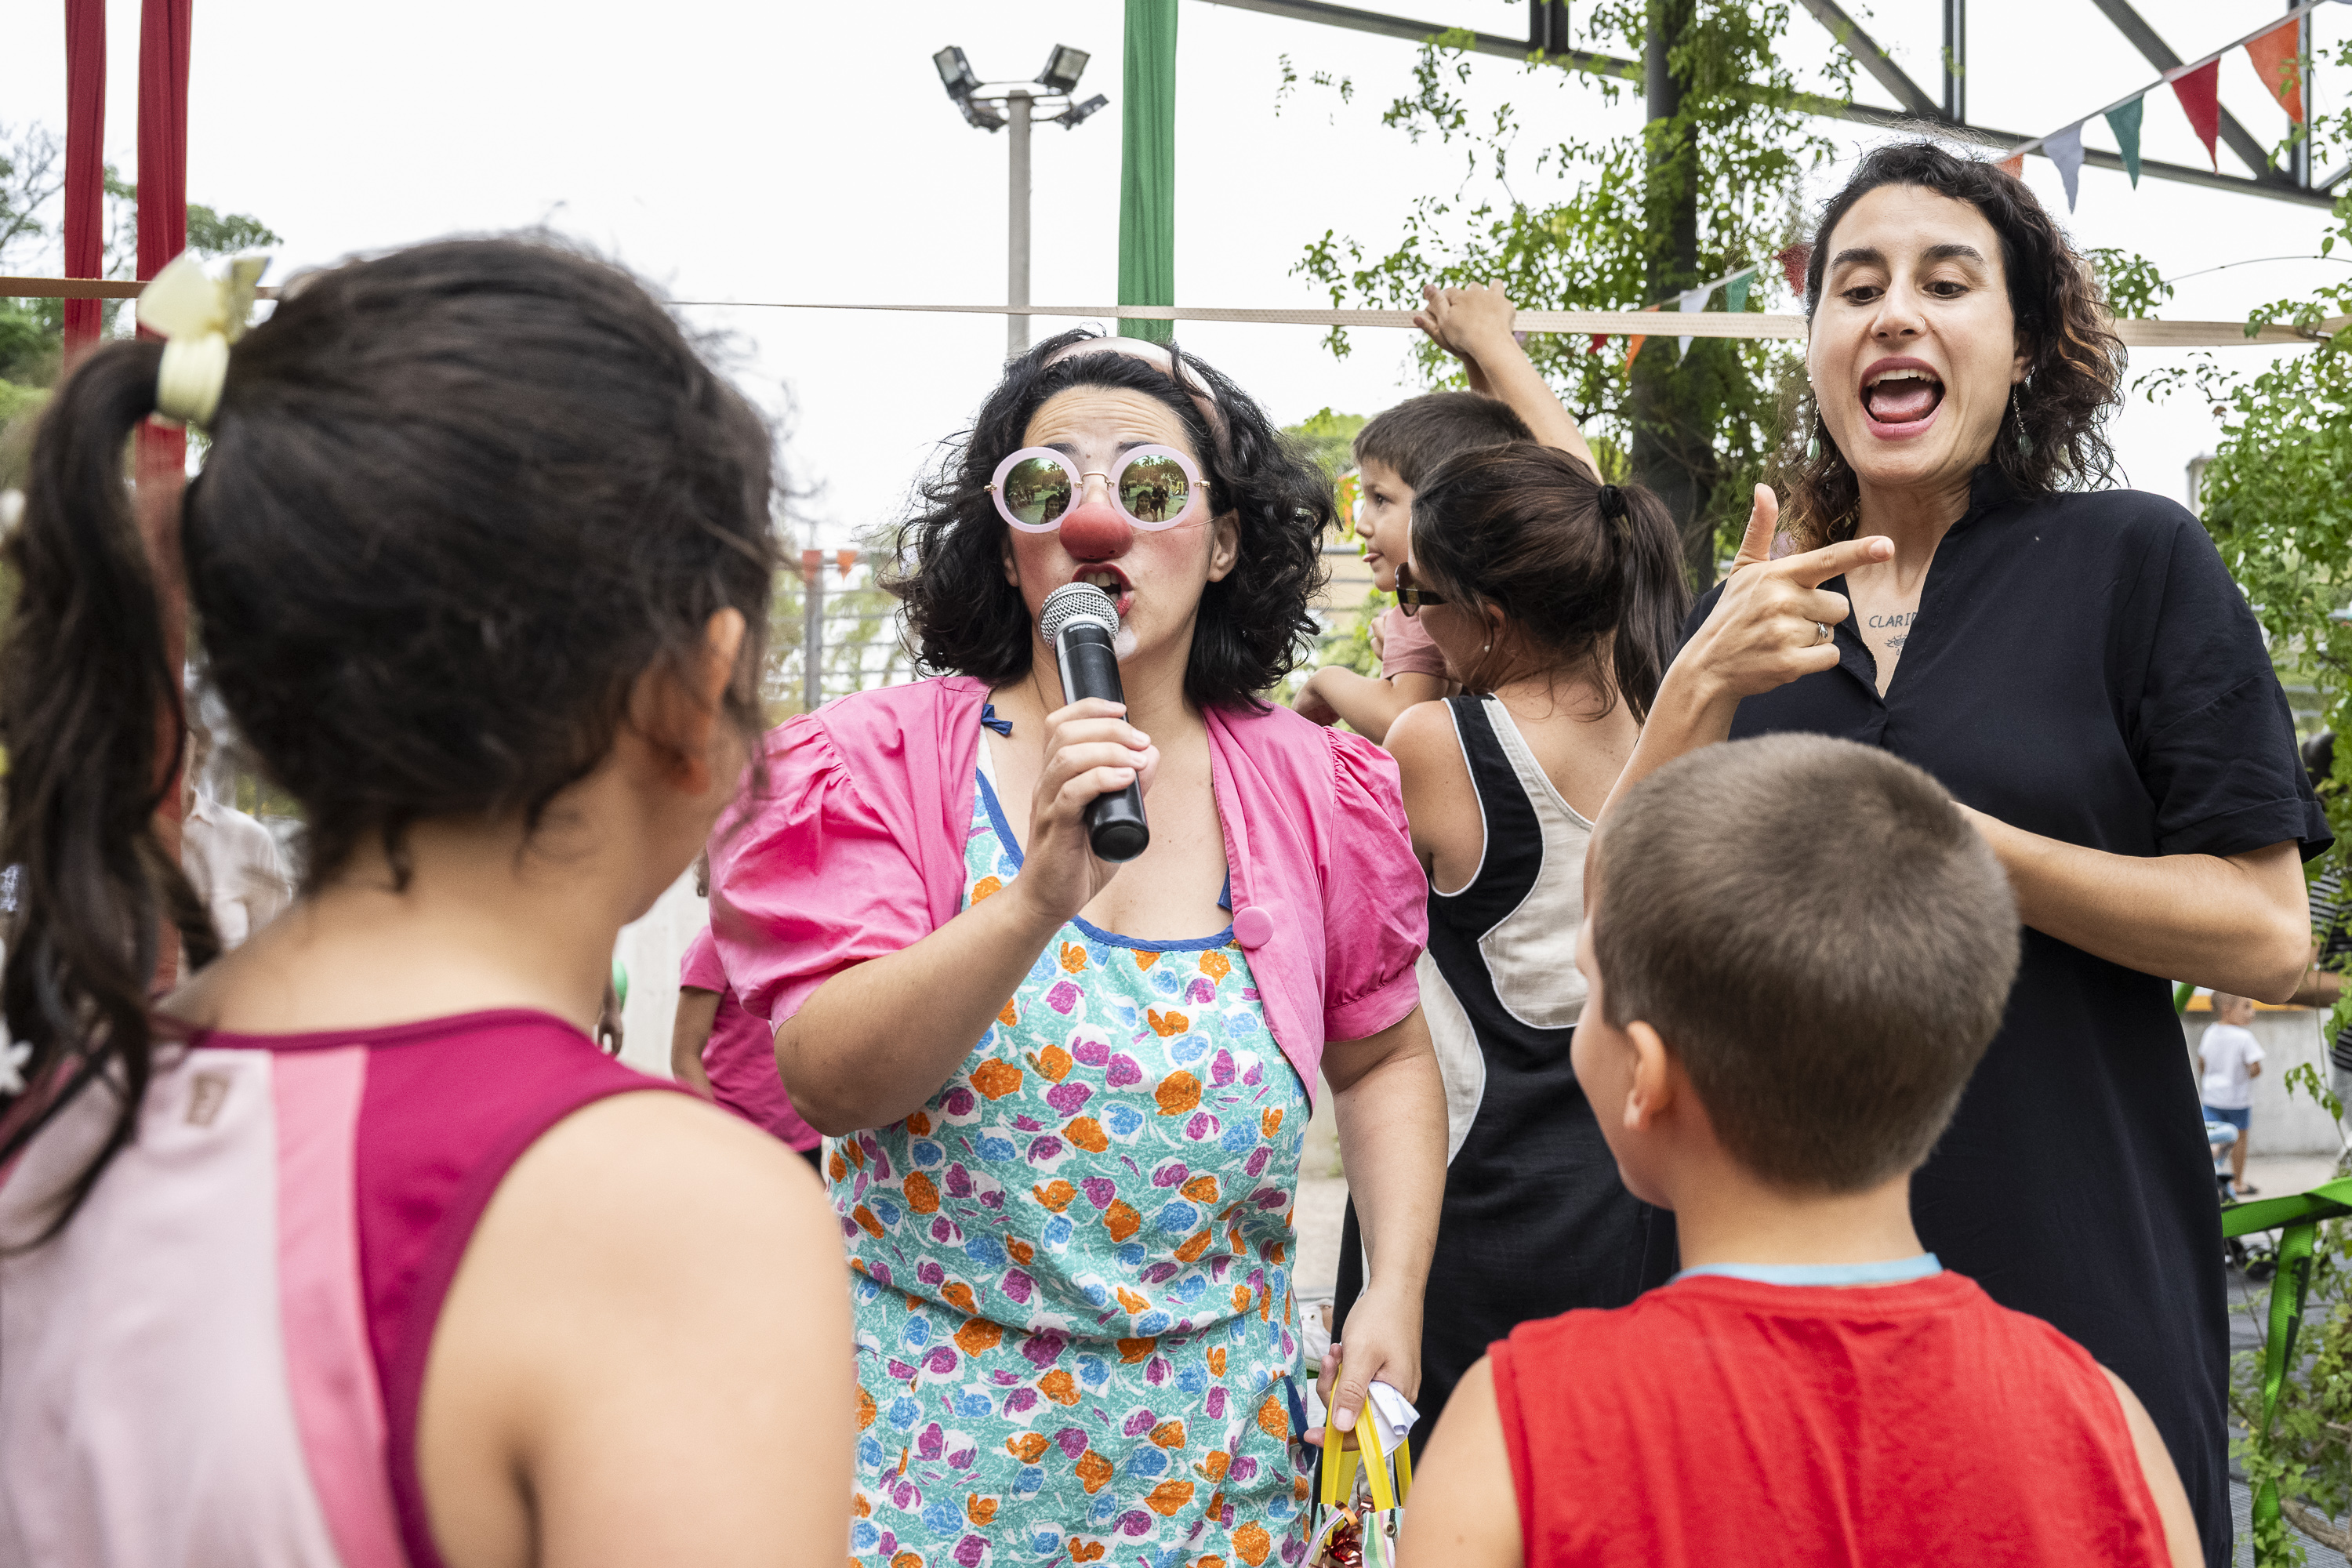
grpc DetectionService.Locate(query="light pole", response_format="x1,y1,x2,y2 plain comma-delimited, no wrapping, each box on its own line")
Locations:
933,44,1109,358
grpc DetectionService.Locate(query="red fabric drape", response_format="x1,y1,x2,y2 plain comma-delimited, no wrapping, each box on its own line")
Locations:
62,0,106,360
136,0,195,979
136,0,191,281
136,0,192,497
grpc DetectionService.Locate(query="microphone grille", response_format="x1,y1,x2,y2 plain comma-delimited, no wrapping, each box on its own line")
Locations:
1039,582,1120,646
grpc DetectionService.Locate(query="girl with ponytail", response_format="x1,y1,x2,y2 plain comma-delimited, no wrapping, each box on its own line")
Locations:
0,241,853,1566
1365,441,1692,1439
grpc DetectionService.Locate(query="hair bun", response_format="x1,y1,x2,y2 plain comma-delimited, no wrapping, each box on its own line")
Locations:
1597,484,1629,521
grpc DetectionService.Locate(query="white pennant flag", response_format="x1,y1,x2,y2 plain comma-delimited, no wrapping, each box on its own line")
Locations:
1676,285,1711,361
2045,122,2087,212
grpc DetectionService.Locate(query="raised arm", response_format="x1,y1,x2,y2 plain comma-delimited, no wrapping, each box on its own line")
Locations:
773,698,1156,1134
1415,281,1602,481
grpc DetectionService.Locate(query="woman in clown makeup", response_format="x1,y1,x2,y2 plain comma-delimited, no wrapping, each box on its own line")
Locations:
710,332,1446,1566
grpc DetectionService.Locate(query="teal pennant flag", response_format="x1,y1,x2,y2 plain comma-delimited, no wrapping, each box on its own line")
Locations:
2104,97,2144,188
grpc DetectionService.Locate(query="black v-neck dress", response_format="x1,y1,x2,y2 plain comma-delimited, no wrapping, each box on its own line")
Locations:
1686,468,2329,1568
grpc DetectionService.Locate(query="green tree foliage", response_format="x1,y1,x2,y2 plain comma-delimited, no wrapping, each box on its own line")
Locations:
2168,43,2352,1564
0,120,281,407
1292,1,1852,578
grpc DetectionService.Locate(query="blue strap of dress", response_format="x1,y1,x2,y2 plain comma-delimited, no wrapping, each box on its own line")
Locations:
978,706,1227,909
1671,1253,1942,1287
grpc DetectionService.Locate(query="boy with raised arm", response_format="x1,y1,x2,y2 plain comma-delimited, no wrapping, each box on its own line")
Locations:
1399,735,2199,1568
1295,284,1602,743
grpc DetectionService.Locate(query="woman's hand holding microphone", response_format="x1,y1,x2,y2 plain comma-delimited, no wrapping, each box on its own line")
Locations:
1008,699,1160,931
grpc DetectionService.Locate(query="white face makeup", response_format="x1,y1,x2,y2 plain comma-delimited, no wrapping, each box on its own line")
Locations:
1808,183,2029,502
999,386,1239,681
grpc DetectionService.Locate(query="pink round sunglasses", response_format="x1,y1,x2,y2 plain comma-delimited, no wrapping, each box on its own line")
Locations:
987,445,1209,533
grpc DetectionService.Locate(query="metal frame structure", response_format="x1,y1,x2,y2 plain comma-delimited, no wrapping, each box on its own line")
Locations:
1201,0,2344,208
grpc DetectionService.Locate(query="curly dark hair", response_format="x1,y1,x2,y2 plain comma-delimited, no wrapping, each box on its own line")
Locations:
886,330,1329,711
1776,140,2125,549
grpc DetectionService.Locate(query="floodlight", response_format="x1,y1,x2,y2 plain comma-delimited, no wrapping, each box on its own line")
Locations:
1036,45,1091,94
934,45,981,101
963,97,1007,132
1056,93,1109,130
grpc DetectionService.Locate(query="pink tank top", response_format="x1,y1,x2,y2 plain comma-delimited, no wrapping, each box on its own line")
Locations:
0,1009,662,1568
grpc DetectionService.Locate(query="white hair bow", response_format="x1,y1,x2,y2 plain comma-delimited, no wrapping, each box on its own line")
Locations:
136,252,270,428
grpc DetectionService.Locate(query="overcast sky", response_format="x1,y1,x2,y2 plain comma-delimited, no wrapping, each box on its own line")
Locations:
4,0,2342,546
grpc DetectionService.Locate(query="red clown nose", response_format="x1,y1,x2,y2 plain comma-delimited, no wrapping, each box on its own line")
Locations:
1058,503,1134,561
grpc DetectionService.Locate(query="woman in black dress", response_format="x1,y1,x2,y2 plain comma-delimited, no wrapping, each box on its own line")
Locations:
1611,142,2327,1568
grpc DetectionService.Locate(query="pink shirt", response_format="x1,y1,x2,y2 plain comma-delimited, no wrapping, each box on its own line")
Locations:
681,926,822,1150
710,675,1427,1099
1378,605,1451,681
0,1010,660,1568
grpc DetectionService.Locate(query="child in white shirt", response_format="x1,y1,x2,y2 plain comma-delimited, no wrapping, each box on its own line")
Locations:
2198,994,2264,1193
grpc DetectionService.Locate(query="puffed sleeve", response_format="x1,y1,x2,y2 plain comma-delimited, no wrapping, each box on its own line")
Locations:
1321,728,1429,1043
678,924,727,993
2131,511,2332,861
708,717,935,1028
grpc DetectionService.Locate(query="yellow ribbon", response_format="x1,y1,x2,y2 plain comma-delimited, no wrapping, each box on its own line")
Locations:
136,252,269,427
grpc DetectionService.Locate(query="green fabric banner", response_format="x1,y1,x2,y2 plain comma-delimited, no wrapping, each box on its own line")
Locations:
1119,0,1178,344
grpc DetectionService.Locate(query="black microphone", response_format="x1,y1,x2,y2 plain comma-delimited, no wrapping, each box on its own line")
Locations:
1039,583,1151,862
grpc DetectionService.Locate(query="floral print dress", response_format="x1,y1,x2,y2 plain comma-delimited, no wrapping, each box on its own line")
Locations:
838,751,1313,1568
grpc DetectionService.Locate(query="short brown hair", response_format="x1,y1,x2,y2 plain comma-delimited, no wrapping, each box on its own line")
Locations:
1593,735,2020,1192
1353,390,1531,491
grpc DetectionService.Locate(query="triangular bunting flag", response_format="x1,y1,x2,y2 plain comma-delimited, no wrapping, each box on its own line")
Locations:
1723,267,1756,315
2168,59,2221,170
1775,243,1811,295
1998,153,2026,179
2045,122,2087,212
1624,303,1661,371
2245,20,2304,123
1676,285,1711,361
2105,97,2144,187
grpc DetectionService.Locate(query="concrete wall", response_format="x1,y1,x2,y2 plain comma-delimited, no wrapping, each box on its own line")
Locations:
2181,1007,2347,1157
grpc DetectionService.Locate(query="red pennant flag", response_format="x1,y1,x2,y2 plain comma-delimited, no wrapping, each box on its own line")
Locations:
2169,59,2221,169
1776,242,1812,295
1997,153,2025,180
2245,21,2303,123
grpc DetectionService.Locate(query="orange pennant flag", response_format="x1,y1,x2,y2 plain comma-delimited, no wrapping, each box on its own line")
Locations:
1622,303,1661,371
2245,20,2304,123
1997,153,2026,180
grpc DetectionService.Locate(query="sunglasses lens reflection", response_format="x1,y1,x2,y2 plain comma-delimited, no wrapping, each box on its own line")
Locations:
1120,455,1190,524
1003,457,1072,526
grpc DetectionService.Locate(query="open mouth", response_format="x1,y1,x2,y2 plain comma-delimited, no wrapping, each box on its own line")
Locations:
1072,565,1134,617
1860,358,1945,434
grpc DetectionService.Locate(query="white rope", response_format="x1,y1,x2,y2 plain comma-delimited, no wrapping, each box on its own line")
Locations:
0,277,2325,346
663,298,2327,347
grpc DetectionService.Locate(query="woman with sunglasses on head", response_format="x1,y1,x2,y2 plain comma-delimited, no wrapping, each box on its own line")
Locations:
710,332,1446,1565
1376,446,1690,1446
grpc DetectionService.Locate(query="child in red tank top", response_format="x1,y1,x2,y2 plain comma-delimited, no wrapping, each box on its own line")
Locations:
1397,735,2199,1568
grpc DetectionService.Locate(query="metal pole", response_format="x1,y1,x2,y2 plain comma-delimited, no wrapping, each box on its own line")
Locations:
1941,0,1964,122
800,549,824,712
1008,89,1033,358
2292,0,2312,188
